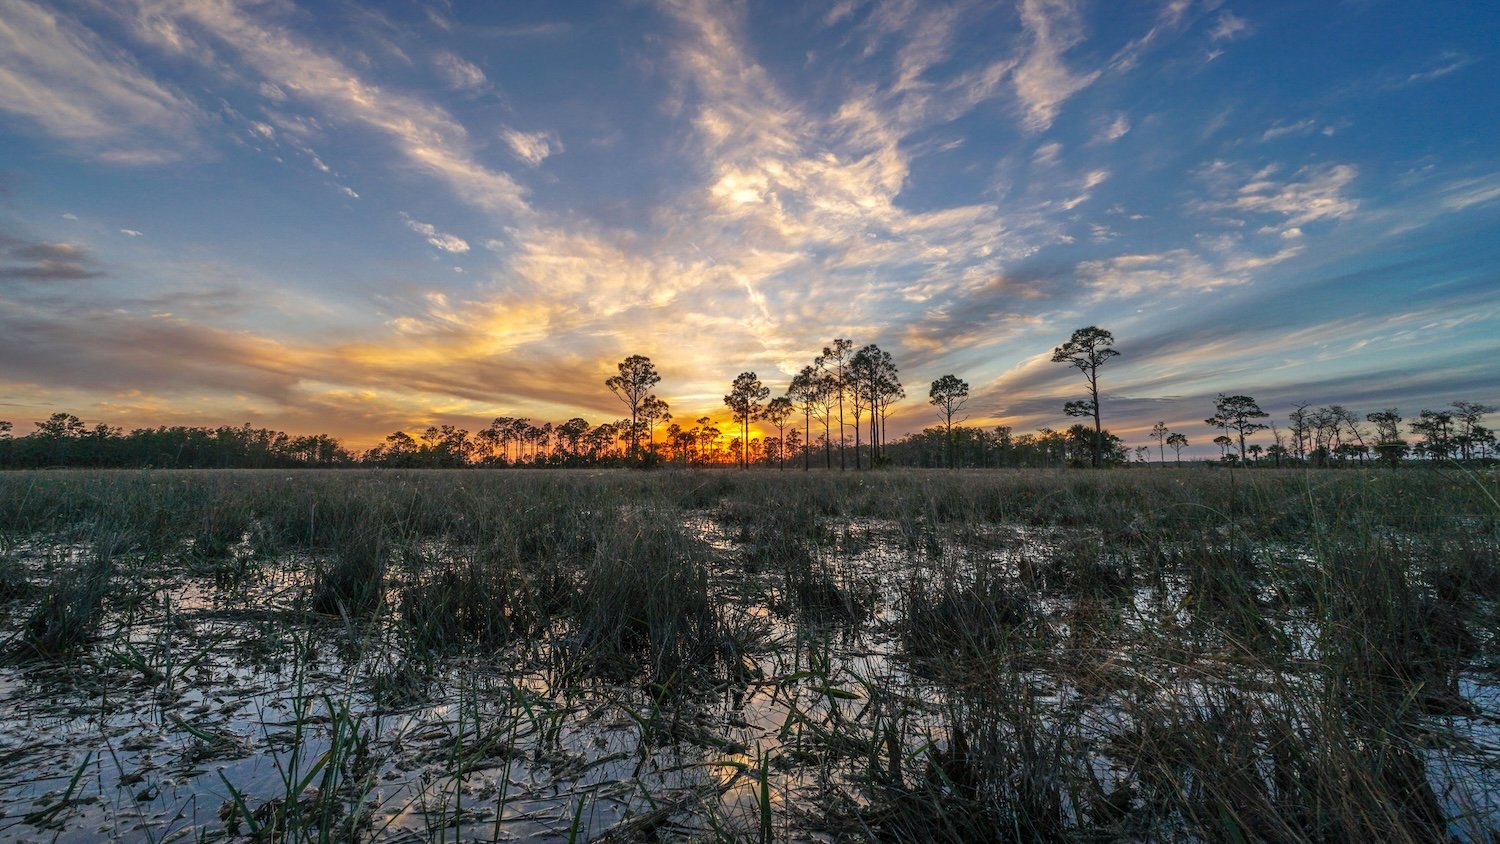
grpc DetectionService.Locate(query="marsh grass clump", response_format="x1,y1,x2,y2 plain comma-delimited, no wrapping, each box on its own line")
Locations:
784,556,878,623
310,520,389,618
833,680,1087,843
1319,540,1479,715
185,505,251,565
901,560,1050,677
397,553,540,652
11,543,117,661
0,553,28,602
1170,544,1289,654
1026,533,1134,596
573,507,720,683
1113,674,1455,844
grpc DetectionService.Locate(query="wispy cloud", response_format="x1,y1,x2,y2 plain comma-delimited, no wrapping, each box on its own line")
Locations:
402,215,470,253
0,0,198,162
1033,141,1063,166
1012,0,1100,131
1094,112,1131,144
113,0,532,217
1079,249,1242,300
1260,118,1318,142
1439,174,1500,212
1401,51,1475,86
0,234,105,282
1231,163,1358,227
1199,161,1359,230
1209,11,1252,42
433,50,487,91
501,128,562,166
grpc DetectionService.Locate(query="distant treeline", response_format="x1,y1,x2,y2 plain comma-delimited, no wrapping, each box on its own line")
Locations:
0,404,1490,471
0,417,355,469
1,326,1492,470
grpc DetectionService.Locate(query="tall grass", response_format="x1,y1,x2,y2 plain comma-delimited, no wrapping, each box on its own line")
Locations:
0,466,1494,840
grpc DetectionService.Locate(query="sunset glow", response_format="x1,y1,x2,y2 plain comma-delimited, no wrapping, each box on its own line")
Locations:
1,0,1496,452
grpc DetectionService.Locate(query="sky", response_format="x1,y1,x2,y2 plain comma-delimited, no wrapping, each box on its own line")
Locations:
1,0,1497,453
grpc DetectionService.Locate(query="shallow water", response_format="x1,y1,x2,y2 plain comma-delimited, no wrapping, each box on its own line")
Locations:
0,511,1496,841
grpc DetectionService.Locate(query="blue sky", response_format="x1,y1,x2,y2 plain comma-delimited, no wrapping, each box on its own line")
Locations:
1,0,1496,451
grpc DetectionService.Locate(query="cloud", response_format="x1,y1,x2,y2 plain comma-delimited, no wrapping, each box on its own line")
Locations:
10,240,86,262
1012,0,1101,131
501,128,562,166
0,0,198,162
1095,113,1130,144
1106,0,1193,73
0,262,104,281
1197,161,1359,231
433,50,487,91
1402,51,1475,86
1209,11,1252,42
897,265,1063,355
402,214,470,253
120,229,144,237
0,233,104,282
1439,174,1500,212
115,0,531,217
1231,163,1359,227
1078,249,1243,300
1032,141,1062,166
0,305,302,403
1260,119,1318,142
1059,168,1109,209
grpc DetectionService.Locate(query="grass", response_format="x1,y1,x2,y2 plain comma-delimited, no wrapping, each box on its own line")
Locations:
0,465,1494,841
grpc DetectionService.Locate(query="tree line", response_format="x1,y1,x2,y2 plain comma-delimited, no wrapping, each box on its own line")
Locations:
1,327,1492,469
0,416,356,469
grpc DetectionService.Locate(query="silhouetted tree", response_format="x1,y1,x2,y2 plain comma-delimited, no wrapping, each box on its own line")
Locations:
928,375,970,469
1213,435,1234,462
1451,401,1496,461
1366,409,1406,467
1288,404,1311,462
812,368,839,468
1268,424,1287,467
788,366,824,472
1066,423,1125,466
506,418,531,462
1205,394,1269,465
692,417,722,464
852,361,876,473
1332,406,1368,463
852,344,900,466
1409,409,1457,460
819,339,855,470
763,396,794,470
556,417,590,461
1148,421,1168,466
1167,432,1188,467
1051,327,1118,468
605,355,661,463
641,395,671,465
725,372,770,470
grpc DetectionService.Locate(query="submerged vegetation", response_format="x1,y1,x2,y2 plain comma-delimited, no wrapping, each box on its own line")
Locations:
0,466,1496,841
